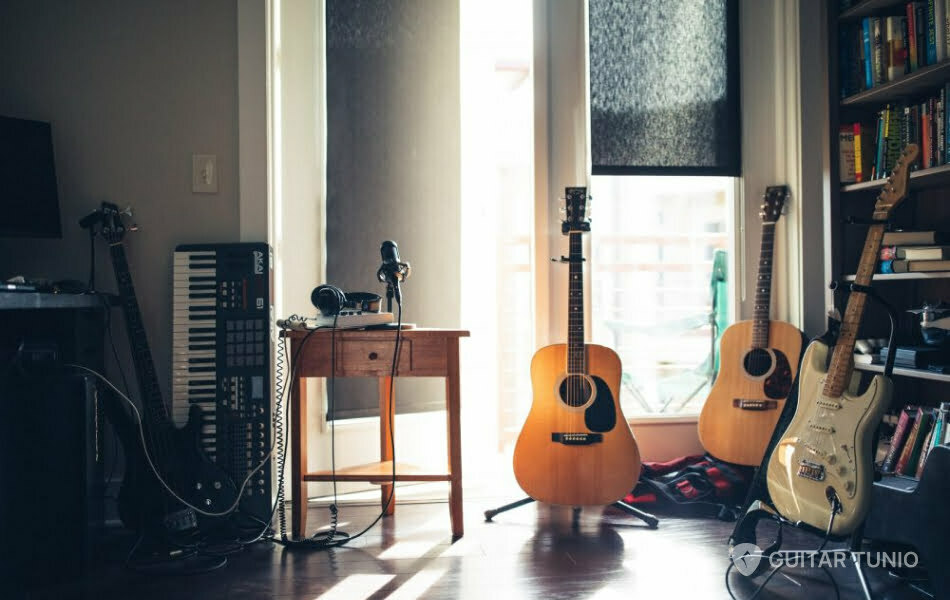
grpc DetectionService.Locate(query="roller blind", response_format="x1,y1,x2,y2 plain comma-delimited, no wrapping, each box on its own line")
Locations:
588,0,741,176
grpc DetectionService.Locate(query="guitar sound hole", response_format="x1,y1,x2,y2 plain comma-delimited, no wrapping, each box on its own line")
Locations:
743,348,774,377
559,375,592,407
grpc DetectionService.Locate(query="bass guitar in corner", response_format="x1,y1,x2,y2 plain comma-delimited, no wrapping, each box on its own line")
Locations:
698,185,805,466
513,187,641,506
766,144,918,536
92,203,237,536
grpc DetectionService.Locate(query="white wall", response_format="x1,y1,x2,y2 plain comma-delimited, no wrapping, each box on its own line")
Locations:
0,0,243,405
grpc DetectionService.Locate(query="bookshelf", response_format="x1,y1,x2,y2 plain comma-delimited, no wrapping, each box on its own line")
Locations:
829,8,950,588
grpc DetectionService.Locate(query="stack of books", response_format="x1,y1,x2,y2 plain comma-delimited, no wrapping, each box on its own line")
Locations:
880,402,950,478
880,230,950,272
880,345,950,368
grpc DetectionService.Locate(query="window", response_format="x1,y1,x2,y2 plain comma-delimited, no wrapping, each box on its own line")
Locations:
590,176,734,417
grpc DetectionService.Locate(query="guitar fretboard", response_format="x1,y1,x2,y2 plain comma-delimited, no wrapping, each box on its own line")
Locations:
823,223,886,398
110,243,169,428
567,231,586,374
751,222,776,348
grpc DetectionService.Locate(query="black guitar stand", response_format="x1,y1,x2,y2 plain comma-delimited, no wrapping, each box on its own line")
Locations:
728,281,899,600
484,496,659,529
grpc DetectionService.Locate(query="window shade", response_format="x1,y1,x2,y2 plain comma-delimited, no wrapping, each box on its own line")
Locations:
588,0,740,176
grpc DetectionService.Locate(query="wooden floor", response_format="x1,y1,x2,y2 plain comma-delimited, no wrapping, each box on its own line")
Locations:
21,493,933,600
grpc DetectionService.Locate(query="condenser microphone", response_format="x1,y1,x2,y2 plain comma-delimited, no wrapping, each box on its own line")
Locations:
376,240,411,305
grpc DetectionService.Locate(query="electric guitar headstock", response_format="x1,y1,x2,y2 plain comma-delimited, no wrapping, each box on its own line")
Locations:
98,202,136,245
872,143,919,221
561,187,591,235
760,185,789,224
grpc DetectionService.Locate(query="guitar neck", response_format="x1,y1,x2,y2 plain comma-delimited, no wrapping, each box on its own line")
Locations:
751,222,776,348
567,231,586,374
109,243,168,425
823,223,887,398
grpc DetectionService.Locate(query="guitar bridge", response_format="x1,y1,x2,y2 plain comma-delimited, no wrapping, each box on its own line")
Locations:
552,433,602,445
732,399,778,411
797,459,826,482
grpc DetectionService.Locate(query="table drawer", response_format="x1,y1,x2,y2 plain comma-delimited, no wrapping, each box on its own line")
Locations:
338,339,412,376
335,336,448,376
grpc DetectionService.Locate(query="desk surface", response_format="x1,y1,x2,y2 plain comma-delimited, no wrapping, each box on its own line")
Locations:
281,327,470,339
0,292,114,310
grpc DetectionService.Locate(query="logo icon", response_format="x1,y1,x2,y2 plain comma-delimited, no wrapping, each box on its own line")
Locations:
253,250,264,275
731,543,763,576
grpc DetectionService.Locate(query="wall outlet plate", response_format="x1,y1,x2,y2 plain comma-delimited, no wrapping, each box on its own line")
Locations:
192,154,218,193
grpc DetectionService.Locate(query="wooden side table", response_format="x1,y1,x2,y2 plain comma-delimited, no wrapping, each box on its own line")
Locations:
283,327,469,538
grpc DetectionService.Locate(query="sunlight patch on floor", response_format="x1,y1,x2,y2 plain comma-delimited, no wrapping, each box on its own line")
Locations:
385,568,448,600
314,574,394,600
377,540,440,560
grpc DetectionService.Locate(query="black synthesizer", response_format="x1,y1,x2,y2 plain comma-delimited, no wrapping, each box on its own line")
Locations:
172,242,273,521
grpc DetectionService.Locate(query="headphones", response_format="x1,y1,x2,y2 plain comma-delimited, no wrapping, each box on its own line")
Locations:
311,285,382,316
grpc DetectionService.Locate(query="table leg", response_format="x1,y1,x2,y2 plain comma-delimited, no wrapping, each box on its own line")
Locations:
446,338,463,538
291,376,309,537
379,376,395,515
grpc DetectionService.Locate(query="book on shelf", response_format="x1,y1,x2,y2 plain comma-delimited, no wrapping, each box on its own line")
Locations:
886,258,950,272
896,407,933,475
840,126,856,183
936,0,948,62
917,403,948,476
915,415,937,477
927,0,938,65
908,1,920,71
882,406,918,473
887,16,908,81
863,17,874,91
880,345,950,368
882,230,950,245
898,245,950,259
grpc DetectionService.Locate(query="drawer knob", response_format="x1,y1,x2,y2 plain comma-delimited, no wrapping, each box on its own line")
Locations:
368,352,378,360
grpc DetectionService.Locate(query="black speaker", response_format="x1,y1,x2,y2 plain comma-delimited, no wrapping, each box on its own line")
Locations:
0,301,106,586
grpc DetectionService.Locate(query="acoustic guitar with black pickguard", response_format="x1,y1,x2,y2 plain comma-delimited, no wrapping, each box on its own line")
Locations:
698,186,805,466
512,187,641,506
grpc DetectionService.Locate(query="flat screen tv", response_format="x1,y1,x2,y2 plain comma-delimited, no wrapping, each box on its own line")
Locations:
0,116,62,238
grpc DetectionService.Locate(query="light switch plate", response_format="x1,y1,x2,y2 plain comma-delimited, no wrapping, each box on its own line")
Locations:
192,154,218,193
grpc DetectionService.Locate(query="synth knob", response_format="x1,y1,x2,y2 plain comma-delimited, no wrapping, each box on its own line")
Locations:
205,498,212,507
195,482,203,490
214,481,222,490
838,465,848,476
827,455,837,465
845,481,855,493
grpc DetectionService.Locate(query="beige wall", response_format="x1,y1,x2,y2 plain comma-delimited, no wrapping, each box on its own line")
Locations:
0,0,243,402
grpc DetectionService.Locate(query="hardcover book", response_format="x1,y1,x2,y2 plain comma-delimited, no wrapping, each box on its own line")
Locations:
882,406,918,472
881,231,950,245
890,258,950,272
896,245,950,259
896,407,931,475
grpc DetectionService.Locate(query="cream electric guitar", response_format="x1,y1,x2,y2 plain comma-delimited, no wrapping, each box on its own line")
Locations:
512,187,642,506
698,186,804,466
766,144,918,536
